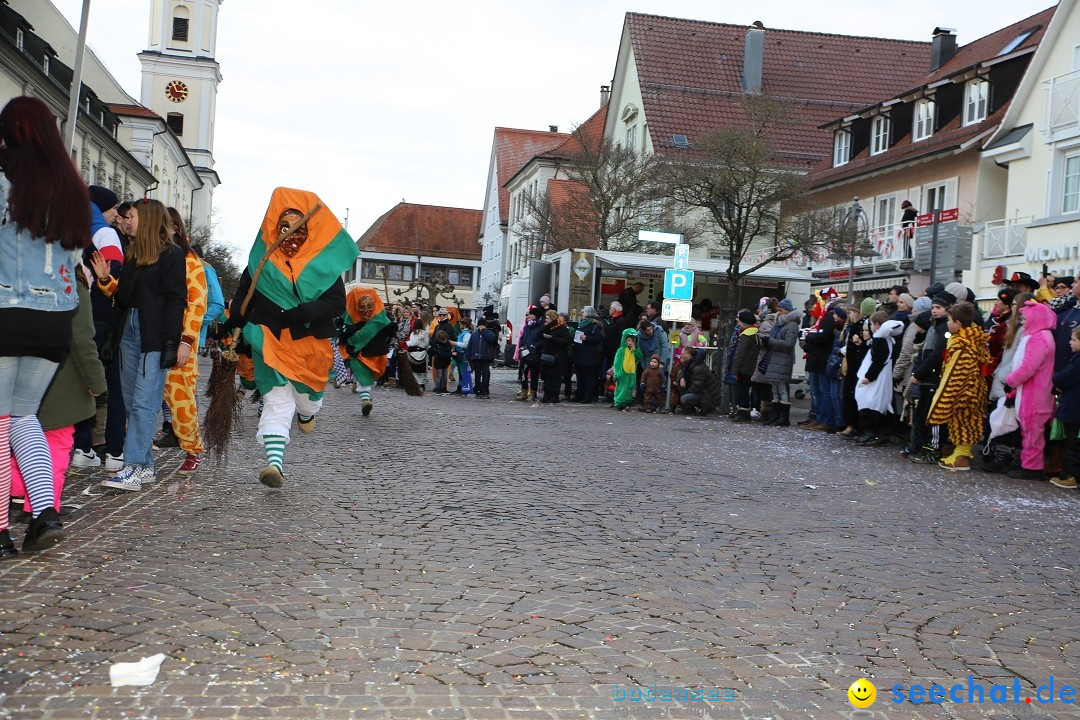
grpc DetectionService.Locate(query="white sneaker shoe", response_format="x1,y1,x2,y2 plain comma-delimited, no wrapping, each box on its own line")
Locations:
71,449,101,467
100,466,142,491
750,409,761,419
104,453,124,473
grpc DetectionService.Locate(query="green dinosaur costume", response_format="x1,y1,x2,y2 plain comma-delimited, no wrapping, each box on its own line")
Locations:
613,328,643,410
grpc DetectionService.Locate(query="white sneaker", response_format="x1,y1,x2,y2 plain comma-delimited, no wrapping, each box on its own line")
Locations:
71,449,101,467
104,453,124,473
750,409,761,419
100,466,142,491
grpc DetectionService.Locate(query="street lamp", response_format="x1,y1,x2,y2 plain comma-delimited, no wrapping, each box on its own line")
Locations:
828,196,880,301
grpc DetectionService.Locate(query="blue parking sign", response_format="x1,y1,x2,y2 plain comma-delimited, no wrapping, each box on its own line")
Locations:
664,269,694,300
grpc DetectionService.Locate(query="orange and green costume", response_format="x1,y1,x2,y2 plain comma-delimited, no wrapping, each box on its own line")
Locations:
238,188,359,399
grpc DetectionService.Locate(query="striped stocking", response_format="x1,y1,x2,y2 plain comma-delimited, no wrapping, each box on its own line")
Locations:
0,415,9,530
356,385,372,403
263,435,286,471
10,415,52,519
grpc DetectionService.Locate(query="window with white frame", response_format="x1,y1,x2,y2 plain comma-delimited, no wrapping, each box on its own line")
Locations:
871,116,890,155
362,261,414,282
43,56,49,75
1064,152,1080,214
641,122,648,152
626,123,638,152
964,80,989,125
15,28,23,51
833,129,851,166
875,196,897,230
913,100,935,142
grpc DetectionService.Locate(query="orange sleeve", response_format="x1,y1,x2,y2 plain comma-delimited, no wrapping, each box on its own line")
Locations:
96,275,118,298
180,253,208,346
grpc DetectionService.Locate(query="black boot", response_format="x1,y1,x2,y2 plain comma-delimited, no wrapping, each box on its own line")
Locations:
731,407,752,422
765,403,782,426
22,508,64,552
776,403,791,427
0,529,17,559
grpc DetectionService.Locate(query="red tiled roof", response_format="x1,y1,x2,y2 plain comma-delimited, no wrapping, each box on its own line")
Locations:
925,7,1054,85
807,5,1056,186
358,202,483,260
108,103,161,120
493,128,569,226
547,105,610,159
546,178,596,249
626,13,932,165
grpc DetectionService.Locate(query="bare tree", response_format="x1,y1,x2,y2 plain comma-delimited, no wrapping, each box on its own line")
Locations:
514,128,699,260
656,95,837,384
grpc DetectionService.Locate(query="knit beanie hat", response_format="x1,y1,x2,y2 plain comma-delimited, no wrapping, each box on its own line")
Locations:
898,292,915,309
997,287,1019,306
88,185,119,213
924,282,945,299
913,310,932,330
859,298,877,316
737,309,757,326
913,296,932,314
931,291,957,308
945,283,968,304
778,299,794,311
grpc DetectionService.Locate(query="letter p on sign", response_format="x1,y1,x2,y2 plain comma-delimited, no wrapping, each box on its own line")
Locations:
664,269,694,301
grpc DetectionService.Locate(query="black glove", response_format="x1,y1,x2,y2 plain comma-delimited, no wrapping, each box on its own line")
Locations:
1004,395,1015,409
759,336,770,347
160,344,178,369
280,305,306,327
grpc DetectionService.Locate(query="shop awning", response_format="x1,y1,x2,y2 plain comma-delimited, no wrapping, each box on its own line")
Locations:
592,250,812,282
811,277,905,293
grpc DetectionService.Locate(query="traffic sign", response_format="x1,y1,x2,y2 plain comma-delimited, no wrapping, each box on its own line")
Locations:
674,244,689,270
661,299,693,322
664,269,694,300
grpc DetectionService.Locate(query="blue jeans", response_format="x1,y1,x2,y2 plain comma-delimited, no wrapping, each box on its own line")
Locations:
829,377,844,429
119,310,169,468
808,371,833,426
0,355,59,416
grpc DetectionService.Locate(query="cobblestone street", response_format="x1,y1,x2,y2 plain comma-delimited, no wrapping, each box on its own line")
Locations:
2,365,1080,719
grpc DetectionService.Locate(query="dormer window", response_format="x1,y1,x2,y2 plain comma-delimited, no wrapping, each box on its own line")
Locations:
833,129,851,167
42,56,49,75
870,116,890,155
913,99,935,142
15,28,23,51
964,80,989,125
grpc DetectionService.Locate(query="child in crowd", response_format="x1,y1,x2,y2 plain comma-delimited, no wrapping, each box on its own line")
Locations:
1003,299,1057,480
928,302,991,471
853,311,904,446
430,330,453,394
1051,326,1080,489
731,310,760,422
639,354,664,413
610,328,642,411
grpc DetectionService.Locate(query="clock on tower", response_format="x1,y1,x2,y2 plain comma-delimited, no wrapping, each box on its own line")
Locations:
165,80,189,103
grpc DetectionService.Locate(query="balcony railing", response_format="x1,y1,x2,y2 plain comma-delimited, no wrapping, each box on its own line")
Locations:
819,222,912,270
1046,68,1080,141
981,217,1031,260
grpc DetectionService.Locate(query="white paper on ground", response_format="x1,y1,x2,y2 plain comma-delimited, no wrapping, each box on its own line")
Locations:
109,653,167,686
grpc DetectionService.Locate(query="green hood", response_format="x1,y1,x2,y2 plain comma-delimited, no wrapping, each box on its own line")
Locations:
619,328,639,348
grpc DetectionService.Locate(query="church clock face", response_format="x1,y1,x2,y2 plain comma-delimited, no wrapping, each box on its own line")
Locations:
165,80,189,103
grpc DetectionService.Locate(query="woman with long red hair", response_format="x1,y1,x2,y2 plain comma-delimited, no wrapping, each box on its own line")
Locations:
0,96,91,555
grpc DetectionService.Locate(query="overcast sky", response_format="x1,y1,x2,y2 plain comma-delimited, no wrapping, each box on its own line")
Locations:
52,0,1054,260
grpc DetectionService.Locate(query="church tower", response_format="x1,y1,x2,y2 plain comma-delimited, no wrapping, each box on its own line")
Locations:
138,0,222,230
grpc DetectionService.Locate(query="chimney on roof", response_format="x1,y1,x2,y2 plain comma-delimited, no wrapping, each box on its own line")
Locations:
600,84,611,107
930,27,957,72
549,125,559,133
742,25,765,94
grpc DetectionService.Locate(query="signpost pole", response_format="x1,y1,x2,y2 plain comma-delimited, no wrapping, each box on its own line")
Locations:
928,196,940,285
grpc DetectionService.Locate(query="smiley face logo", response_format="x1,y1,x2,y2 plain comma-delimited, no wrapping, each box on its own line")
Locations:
847,678,876,708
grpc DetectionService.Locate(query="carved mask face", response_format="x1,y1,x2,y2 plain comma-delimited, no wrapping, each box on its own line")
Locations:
357,294,375,321
277,210,308,258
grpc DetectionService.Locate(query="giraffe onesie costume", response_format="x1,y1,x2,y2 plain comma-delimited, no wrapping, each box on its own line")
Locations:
164,252,208,455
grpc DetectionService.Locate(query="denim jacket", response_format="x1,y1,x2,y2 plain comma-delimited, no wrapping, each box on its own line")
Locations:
0,180,81,313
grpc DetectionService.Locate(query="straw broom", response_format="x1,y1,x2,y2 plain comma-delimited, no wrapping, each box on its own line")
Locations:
203,203,323,461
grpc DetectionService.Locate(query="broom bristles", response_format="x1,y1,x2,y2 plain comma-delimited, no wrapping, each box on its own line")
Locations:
398,360,424,397
203,355,242,462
